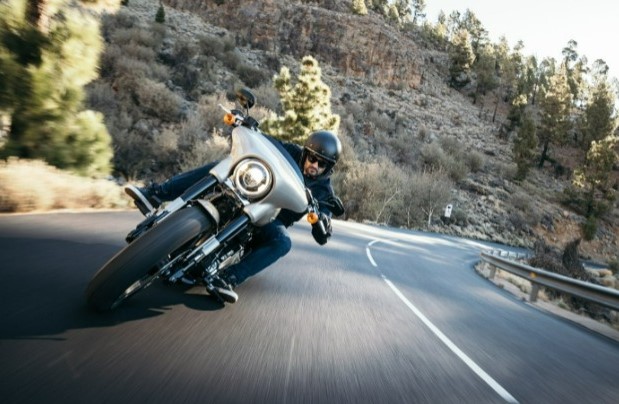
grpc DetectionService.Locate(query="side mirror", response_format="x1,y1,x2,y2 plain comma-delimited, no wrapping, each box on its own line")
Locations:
326,196,345,217
236,88,256,110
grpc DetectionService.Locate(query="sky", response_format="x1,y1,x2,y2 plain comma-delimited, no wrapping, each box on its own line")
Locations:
423,0,619,82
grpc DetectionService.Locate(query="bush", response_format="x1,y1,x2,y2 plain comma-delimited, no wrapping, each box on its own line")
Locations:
199,34,235,57
173,65,201,95
252,84,280,113
0,158,129,212
119,42,157,63
236,64,269,88
111,26,164,49
466,150,485,172
135,78,183,121
401,170,454,227
100,10,137,39
336,157,405,225
86,82,118,116
581,216,598,241
420,141,469,182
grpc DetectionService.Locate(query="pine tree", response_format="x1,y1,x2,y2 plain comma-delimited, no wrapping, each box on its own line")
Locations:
461,9,488,60
448,29,474,89
580,79,616,149
260,56,340,144
573,134,618,222
387,4,400,23
155,4,165,23
513,111,538,181
472,44,497,106
561,40,587,107
411,0,426,26
537,66,572,167
0,0,112,176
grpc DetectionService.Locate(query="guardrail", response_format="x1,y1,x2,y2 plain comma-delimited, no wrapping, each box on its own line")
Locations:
479,251,619,312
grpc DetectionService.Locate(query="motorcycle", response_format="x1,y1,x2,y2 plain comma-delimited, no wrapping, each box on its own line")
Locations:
85,89,344,311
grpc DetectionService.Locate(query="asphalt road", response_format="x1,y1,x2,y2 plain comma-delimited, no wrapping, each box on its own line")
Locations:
1,211,618,403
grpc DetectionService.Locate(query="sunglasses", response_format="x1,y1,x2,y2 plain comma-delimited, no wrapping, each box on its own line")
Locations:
307,153,328,168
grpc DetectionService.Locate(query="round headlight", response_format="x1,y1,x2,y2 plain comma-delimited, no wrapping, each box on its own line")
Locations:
233,159,272,200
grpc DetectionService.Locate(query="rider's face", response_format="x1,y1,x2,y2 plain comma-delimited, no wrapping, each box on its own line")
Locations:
303,153,327,177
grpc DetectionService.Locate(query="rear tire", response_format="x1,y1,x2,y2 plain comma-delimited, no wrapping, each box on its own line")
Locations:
86,206,212,311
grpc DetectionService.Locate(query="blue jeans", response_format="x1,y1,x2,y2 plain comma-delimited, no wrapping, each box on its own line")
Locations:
155,163,293,285
226,219,292,284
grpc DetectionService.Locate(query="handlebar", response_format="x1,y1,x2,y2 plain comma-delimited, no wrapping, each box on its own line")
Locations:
220,104,259,130
305,189,322,225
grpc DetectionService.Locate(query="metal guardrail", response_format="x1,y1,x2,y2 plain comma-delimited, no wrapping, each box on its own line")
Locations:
479,251,619,312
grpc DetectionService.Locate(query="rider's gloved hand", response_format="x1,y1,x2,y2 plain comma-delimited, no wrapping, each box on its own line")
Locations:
311,212,332,245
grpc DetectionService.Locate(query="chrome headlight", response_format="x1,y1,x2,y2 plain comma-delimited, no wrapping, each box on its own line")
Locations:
233,159,272,200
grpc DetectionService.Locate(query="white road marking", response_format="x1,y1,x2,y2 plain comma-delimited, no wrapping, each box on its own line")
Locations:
366,240,519,404
366,239,381,267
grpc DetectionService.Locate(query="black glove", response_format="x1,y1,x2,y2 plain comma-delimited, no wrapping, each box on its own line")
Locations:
311,213,332,245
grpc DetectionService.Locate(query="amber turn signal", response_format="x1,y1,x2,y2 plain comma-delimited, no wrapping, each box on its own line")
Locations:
223,113,235,126
307,212,319,224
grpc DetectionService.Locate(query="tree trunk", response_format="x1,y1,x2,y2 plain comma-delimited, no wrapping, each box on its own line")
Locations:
538,141,549,168
26,0,51,33
492,93,500,123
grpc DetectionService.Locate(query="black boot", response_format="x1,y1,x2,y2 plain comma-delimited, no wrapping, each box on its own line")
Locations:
125,184,163,216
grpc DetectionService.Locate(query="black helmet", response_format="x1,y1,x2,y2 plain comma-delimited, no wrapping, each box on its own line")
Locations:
301,130,342,178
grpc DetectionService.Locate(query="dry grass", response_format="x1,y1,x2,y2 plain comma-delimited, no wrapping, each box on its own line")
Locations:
0,158,131,213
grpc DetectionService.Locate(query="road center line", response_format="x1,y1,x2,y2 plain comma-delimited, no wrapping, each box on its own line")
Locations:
366,240,519,404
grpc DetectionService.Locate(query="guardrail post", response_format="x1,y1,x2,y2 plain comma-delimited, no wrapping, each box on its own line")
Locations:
479,251,619,311
530,284,540,302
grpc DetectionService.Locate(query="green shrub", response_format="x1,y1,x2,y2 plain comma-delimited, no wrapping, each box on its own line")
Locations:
155,5,165,23
581,216,598,241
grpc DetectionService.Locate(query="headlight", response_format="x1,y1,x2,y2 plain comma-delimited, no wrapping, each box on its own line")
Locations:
233,159,272,200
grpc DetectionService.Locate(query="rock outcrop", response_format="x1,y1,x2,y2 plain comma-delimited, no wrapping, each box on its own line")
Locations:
166,0,424,88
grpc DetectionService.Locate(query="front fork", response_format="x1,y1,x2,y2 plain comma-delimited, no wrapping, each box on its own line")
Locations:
167,214,250,283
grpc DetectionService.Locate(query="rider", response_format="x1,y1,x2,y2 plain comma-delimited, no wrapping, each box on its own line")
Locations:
125,130,342,303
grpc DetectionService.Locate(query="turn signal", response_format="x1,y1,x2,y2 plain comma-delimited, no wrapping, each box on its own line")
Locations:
307,212,319,224
224,113,235,126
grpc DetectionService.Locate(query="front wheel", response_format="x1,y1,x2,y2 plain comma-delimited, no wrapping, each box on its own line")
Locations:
85,206,213,311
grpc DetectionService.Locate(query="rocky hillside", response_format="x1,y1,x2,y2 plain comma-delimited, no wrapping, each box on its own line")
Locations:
101,0,618,264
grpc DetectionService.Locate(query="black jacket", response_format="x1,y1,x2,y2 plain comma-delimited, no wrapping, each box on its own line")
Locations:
274,140,335,245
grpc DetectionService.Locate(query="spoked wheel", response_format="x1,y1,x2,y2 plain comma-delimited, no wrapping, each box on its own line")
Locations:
85,206,213,312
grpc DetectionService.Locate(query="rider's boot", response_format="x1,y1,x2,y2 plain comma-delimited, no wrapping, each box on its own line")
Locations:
208,274,238,304
125,184,163,216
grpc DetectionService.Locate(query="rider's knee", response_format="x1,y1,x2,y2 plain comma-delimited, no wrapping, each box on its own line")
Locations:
272,233,292,257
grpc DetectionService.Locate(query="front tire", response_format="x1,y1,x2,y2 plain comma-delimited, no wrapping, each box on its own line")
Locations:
86,206,212,311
